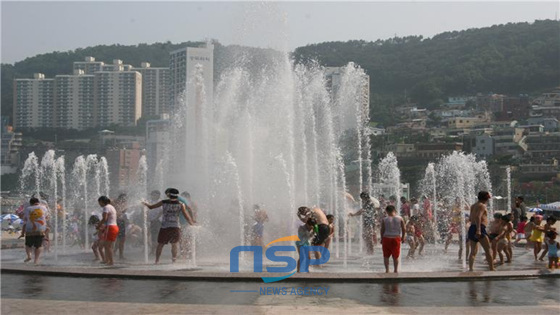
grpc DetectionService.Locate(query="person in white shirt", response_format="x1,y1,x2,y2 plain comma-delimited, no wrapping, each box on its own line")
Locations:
96,196,118,266
380,205,405,273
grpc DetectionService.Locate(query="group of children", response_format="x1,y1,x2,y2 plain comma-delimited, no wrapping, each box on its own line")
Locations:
443,210,559,269
524,215,559,268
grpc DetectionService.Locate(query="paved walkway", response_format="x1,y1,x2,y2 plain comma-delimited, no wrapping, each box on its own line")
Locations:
2,298,559,315
2,240,559,281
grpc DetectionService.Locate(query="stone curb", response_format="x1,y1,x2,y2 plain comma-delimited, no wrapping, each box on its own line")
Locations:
2,265,559,283
1,243,24,250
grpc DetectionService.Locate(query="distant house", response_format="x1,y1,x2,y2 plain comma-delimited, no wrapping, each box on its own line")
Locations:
368,127,386,136
527,117,559,132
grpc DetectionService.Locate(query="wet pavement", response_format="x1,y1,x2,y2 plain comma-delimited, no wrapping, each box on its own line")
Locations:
2,241,560,314
2,274,559,314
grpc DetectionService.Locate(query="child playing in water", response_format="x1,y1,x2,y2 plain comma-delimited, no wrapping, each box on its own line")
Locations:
405,219,416,259
324,214,335,250
88,214,105,261
529,215,545,261
444,221,459,253
251,208,269,247
544,231,559,269
524,216,535,250
514,215,528,245
411,216,425,256
488,213,503,263
496,214,513,265
296,218,316,272
538,216,558,261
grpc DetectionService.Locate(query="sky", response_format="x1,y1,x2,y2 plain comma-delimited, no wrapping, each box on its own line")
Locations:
1,1,558,64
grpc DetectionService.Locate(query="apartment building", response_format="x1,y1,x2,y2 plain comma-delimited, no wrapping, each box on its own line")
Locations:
13,73,55,129
132,62,170,117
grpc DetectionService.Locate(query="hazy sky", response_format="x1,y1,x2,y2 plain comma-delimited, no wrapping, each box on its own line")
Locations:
1,1,558,64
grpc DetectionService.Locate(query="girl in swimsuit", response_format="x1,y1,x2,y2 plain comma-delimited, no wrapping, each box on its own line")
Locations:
406,220,416,259
529,215,545,261
412,216,425,256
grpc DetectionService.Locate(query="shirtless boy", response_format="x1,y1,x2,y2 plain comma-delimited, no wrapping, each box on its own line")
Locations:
467,191,495,271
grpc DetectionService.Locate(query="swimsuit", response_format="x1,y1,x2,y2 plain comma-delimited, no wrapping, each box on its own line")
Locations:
548,240,559,258
468,224,488,243
529,228,544,243
312,224,330,245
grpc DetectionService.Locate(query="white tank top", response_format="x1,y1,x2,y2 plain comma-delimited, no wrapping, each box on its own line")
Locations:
103,205,117,226
383,216,403,237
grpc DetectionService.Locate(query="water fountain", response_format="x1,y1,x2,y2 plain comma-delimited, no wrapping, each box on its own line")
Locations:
377,152,402,210
158,54,370,264
435,152,493,270
70,154,111,250
136,155,149,263
19,150,69,258
506,166,512,213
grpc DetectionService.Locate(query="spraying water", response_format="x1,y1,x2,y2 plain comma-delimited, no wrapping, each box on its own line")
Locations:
136,155,149,263
506,166,512,213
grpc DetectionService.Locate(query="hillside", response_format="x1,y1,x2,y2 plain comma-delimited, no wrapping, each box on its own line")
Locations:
294,19,559,123
2,20,559,125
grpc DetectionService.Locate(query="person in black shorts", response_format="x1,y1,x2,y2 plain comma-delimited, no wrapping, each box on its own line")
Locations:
312,224,330,246
297,206,330,265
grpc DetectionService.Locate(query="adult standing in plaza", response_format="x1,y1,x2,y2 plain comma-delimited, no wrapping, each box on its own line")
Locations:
97,196,118,266
512,196,527,228
20,197,49,264
380,205,405,273
143,188,195,264
349,192,381,255
467,191,495,271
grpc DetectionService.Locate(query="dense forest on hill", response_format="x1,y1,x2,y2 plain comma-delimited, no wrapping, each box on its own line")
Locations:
293,19,559,124
2,20,559,126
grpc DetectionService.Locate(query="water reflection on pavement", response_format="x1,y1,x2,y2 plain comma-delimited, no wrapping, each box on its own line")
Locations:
2,274,559,308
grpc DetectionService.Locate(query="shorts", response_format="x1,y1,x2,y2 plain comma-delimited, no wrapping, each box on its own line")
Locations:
102,225,119,242
25,235,44,248
489,233,499,241
382,237,401,259
158,227,181,244
498,238,508,246
150,221,161,242
312,224,330,245
468,224,488,243
117,225,126,238
406,235,414,243
516,233,525,239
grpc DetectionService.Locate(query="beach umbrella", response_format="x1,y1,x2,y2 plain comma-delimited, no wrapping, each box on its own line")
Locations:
1,214,19,221
541,202,560,211
528,207,543,213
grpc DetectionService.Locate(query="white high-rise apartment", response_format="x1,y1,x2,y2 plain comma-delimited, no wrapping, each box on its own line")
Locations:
325,67,370,131
132,62,170,117
73,56,104,74
169,43,214,113
145,117,171,189
13,73,55,129
54,70,95,130
94,65,142,127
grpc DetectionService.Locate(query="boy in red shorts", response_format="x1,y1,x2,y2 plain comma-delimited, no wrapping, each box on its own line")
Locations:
380,205,405,273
